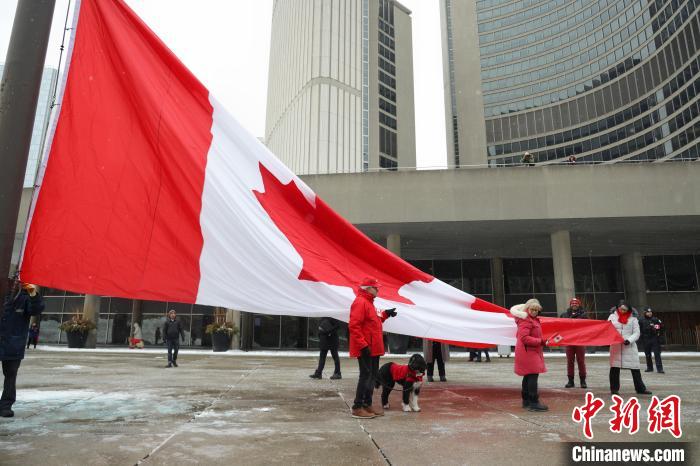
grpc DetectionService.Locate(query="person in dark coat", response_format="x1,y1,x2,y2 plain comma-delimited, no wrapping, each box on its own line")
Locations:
310,317,341,379
423,339,449,382
639,306,664,374
26,322,39,349
162,309,185,368
348,277,396,419
510,299,549,412
563,297,587,388
1,279,44,417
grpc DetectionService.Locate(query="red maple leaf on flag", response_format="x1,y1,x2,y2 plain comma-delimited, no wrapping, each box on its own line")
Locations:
253,164,432,304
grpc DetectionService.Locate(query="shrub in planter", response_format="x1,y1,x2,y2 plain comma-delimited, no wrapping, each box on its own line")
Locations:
205,322,239,352
59,316,96,348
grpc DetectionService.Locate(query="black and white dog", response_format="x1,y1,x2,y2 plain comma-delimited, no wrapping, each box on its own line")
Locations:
375,354,426,412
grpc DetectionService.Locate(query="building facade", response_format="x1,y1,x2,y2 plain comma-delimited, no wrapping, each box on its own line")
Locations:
442,0,700,166
264,0,416,174
0,65,58,187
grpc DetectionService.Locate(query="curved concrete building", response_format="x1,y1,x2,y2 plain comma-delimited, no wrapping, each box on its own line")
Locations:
442,0,700,166
265,0,416,174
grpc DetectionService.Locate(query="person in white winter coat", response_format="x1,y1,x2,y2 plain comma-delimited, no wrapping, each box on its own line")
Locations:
608,301,651,395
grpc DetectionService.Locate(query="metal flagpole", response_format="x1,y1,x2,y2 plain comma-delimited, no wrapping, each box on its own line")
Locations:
0,0,57,296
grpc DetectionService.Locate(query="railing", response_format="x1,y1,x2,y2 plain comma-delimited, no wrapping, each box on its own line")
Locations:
356,154,699,173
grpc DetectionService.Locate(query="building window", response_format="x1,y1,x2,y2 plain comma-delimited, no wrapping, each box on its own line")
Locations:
379,126,397,157
379,155,398,170
644,255,700,292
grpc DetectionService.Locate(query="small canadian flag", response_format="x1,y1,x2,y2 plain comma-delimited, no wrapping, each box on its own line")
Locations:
20,0,622,347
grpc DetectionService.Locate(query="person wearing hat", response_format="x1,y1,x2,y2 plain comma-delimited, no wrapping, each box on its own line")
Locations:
348,277,397,419
510,299,549,412
1,277,44,418
639,306,664,374
563,298,587,388
608,301,651,395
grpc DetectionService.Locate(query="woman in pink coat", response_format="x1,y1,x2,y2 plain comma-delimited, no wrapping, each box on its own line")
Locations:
510,299,549,412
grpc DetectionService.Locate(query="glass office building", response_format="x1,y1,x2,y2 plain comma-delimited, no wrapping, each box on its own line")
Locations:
443,0,700,165
0,65,58,187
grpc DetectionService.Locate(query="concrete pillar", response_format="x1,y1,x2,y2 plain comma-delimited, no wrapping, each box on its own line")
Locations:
130,300,142,337
621,252,648,308
385,233,409,353
387,233,401,256
491,257,505,307
551,230,575,316
226,309,241,349
82,294,100,348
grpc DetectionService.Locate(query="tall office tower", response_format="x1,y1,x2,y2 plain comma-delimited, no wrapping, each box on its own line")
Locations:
442,0,700,167
0,65,58,186
265,0,416,174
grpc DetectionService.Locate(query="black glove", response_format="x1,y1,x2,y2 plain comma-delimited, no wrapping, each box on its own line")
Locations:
360,346,370,358
624,340,630,345
385,308,397,318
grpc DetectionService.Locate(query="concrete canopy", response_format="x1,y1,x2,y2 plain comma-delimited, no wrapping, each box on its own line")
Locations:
302,162,700,259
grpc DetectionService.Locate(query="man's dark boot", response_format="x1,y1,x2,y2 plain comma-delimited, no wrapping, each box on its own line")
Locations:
645,367,653,372
565,376,575,388
580,377,587,389
330,373,342,380
485,354,491,362
427,375,434,382
0,408,14,418
309,373,322,379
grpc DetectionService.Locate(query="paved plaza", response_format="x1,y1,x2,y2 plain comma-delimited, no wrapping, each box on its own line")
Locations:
0,349,697,465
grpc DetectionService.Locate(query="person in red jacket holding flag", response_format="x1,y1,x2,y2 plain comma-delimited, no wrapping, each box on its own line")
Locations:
349,277,397,419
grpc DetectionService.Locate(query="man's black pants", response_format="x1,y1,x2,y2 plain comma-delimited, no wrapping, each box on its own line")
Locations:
427,341,445,377
167,340,180,364
315,347,341,375
353,354,379,409
643,338,663,371
1,359,22,411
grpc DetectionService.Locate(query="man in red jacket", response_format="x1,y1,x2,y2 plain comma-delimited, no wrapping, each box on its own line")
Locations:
349,277,397,419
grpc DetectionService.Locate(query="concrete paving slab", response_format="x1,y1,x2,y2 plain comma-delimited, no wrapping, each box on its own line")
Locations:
0,350,697,465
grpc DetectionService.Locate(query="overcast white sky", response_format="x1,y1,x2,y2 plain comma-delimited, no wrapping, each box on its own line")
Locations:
0,0,447,169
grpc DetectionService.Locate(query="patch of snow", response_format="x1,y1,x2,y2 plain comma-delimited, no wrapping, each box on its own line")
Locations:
54,365,86,370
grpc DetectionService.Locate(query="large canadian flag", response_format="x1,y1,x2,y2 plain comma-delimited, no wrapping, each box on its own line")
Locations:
20,0,621,347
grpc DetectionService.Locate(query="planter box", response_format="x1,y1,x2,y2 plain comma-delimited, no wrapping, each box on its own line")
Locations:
66,331,87,348
211,332,231,352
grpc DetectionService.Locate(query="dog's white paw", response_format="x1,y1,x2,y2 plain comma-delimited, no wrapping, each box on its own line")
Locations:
383,403,390,409
402,404,412,412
